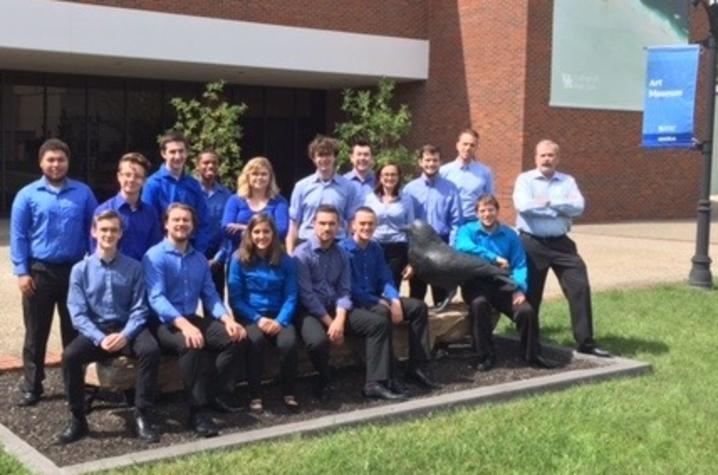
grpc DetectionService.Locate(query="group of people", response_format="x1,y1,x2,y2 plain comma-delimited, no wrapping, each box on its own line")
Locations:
9,127,610,445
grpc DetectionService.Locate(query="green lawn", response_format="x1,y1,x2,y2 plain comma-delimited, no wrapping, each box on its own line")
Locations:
3,284,717,474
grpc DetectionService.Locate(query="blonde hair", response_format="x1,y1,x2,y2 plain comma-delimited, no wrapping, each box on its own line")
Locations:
236,156,280,199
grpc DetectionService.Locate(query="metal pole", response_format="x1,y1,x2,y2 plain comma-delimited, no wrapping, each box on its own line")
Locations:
689,2,717,288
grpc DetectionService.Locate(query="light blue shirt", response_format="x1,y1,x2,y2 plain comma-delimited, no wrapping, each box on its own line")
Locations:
440,159,494,221
454,221,528,293
364,191,414,243
289,172,361,241
198,179,232,262
68,253,148,346
11,176,97,275
142,239,227,324
513,169,585,237
403,174,462,244
344,170,376,203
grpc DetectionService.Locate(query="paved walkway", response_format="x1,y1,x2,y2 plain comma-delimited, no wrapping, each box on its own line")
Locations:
1,217,717,366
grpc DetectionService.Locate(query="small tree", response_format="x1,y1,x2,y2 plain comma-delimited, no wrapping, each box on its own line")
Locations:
164,80,247,189
334,78,413,176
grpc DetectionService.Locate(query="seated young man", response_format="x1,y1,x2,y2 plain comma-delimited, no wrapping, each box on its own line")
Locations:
294,205,404,401
143,203,247,438
340,207,440,391
454,195,556,371
59,210,161,444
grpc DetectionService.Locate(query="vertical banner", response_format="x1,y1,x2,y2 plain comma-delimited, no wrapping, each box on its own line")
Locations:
642,45,700,149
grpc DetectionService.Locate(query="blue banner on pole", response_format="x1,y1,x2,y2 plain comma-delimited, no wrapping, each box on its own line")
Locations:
642,45,700,149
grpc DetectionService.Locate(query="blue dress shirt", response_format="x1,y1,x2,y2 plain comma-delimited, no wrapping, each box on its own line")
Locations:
141,165,211,253
227,254,298,326
68,253,148,345
289,172,361,241
221,194,289,256
364,191,414,243
512,169,585,237
93,193,162,261
294,236,352,318
142,239,227,324
340,238,399,307
403,174,462,244
11,176,98,276
454,221,528,293
343,169,376,203
198,179,232,261
440,159,494,221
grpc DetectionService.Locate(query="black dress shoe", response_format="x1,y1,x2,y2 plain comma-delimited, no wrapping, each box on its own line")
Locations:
312,380,333,402
405,368,442,389
134,412,159,443
362,382,407,400
526,355,559,369
190,413,219,438
210,394,244,413
577,346,612,358
58,416,88,444
17,391,40,407
475,355,496,372
388,378,411,396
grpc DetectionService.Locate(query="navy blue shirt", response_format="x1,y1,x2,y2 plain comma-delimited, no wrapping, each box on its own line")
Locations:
340,238,399,307
197,179,232,261
94,193,162,261
11,176,97,275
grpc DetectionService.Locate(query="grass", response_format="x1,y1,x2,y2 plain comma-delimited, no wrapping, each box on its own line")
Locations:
2,284,717,474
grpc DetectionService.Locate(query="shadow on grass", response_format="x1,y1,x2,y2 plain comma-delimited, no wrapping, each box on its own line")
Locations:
538,325,669,357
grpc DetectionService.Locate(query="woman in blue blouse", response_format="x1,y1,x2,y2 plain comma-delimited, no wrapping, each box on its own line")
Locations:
222,156,289,255
227,214,299,412
364,162,415,288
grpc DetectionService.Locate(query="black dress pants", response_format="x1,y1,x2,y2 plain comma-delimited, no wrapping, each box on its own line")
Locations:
463,279,540,361
299,309,392,384
520,233,595,348
244,322,298,398
62,328,160,417
22,261,77,395
154,316,245,411
380,242,408,290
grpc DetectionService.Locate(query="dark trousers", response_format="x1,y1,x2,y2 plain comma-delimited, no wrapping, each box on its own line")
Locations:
203,254,226,316
365,297,431,372
154,316,246,411
299,308,392,384
463,280,540,361
22,261,76,394
409,279,448,307
380,242,408,290
62,328,160,417
244,322,298,397
520,233,595,348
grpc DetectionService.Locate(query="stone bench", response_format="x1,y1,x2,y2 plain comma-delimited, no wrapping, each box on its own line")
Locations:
84,304,472,393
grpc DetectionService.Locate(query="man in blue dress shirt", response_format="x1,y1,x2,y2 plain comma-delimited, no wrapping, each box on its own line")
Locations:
294,205,402,401
10,138,97,407
440,129,494,223
143,203,247,438
340,207,440,391
195,150,231,298
94,152,162,260
403,144,462,306
286,135,361,253
141,132,211,254
58,210,161,444
455,195,556,371
513,140,610,358
343,139,376,202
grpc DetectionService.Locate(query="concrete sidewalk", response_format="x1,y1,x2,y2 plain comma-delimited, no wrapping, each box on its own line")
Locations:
1,217,717,364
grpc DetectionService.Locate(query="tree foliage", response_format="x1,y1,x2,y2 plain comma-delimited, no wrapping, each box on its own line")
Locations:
165,80,247,189
334,78,413,176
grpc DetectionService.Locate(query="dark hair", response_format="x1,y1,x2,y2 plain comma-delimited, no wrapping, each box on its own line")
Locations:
351,138,373,154
93,209,123,230
164,202,197,229
238,214,283,266
457,128,480,141
314,204,340,220
197,149,221,163
353,206,376,218
417,144,440,159
38,138,71,161
118,152,152,175
374,162,402,198
308,135,338,159
158,131,187,152
475,194,500,211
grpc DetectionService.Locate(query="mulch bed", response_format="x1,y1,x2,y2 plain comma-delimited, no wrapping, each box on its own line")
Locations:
0,338,598,467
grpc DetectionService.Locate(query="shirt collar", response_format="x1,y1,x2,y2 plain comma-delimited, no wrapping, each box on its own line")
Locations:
160,237,195,256
312,171,338,184
38,175,73,191
530,168,563,182
347,170,375,184
113,192,144,210
309,235,336,252
159,165,185,180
